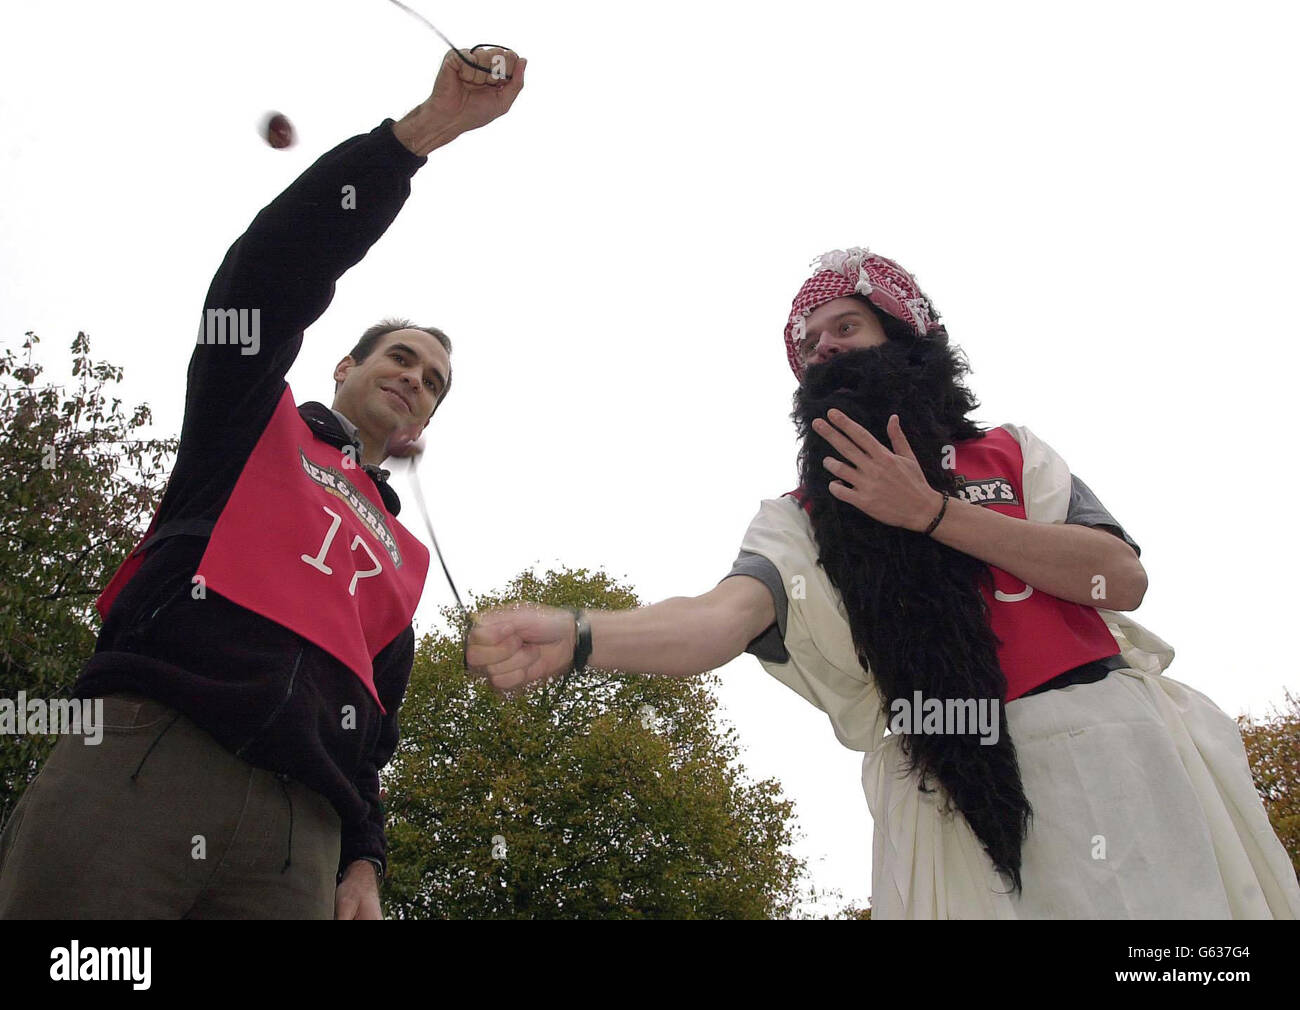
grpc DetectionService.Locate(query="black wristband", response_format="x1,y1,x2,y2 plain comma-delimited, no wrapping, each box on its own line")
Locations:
924,492,950,537
568,608,592,673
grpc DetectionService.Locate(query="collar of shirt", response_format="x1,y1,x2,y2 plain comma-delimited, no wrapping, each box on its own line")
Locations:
329,406,362,450
297,401,401,516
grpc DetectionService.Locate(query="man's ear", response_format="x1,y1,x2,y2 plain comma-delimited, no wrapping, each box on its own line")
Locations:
334,355,357,386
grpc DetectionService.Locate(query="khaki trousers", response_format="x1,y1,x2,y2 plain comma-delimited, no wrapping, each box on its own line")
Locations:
0,694,341,919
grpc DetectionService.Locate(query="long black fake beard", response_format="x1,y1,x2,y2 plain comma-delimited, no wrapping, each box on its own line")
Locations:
792,334,1034,893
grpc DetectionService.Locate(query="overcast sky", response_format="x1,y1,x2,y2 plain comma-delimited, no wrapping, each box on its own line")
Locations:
4,0,1297,915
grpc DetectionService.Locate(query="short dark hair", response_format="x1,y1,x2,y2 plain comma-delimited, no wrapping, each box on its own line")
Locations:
345,317,453,404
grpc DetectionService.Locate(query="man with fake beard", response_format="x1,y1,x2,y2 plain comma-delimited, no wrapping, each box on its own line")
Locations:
466,247,1300,919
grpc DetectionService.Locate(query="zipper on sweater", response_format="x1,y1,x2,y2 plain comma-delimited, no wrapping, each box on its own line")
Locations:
115,573,193,649
128,570,192,629
235,647,304,758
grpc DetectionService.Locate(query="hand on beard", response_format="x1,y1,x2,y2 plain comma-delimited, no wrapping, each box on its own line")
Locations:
795,342,962,531
814,411,944,532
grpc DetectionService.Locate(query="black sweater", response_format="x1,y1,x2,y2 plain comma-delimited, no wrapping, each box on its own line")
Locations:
74,119,429,880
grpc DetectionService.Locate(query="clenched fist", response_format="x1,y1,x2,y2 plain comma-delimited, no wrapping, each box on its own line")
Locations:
393,47,527,156
465,604,575,693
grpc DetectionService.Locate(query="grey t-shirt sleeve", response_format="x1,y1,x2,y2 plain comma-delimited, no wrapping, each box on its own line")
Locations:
1066,475,1141,557
721,550,790,664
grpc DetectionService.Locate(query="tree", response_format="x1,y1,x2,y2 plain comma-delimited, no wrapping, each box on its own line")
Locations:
1238,690,1300,879
383,566,808,918
0,331,175,825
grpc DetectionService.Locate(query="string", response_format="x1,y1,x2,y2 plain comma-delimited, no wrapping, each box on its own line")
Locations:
406,454,477,670
407,454,465,616
383,0,515,78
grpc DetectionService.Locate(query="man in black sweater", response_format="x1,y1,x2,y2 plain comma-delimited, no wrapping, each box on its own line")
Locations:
0,47,526,919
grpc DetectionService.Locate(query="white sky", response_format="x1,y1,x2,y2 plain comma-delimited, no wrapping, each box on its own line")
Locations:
3,0,1297,916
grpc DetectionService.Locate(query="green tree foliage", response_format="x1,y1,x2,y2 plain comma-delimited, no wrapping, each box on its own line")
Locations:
1238,691,1300,879
383,567,808,918
0,331,175,825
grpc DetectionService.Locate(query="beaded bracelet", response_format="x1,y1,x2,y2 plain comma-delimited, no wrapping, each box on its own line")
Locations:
924,492,950,537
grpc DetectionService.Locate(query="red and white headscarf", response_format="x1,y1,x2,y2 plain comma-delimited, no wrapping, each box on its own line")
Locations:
784,247,942,380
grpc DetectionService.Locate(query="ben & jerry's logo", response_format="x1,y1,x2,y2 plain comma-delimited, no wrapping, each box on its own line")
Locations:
953,474,1021,507
298,450,403,567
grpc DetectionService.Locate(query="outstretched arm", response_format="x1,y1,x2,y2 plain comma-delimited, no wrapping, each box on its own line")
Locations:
466,576,776,692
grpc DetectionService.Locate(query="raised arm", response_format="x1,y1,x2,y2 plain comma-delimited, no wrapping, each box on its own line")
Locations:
466,575,776,692
180,47,526,457
184,122,424,456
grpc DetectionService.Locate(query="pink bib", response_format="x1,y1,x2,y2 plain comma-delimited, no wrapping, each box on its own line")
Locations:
947,428,1118,698
788,427,1119,699
97,386,429,710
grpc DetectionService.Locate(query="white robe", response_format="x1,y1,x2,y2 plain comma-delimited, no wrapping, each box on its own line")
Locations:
738,423,1300,919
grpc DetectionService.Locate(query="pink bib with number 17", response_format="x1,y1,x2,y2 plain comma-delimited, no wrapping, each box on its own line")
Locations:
123,385,431,711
